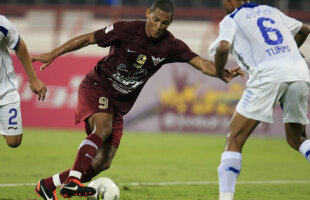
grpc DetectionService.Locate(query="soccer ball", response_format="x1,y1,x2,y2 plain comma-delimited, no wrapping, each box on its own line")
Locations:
87,177,120,200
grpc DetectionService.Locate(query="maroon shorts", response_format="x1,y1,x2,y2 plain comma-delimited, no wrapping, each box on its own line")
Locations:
75,78,123,148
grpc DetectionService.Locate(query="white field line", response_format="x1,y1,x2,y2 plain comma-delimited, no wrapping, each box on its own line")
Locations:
0,180,310,187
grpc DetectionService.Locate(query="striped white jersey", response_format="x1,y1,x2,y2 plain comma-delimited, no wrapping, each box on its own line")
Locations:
209,3,309,87
0,15,20,105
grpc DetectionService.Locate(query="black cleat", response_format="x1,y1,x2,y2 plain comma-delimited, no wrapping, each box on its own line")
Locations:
60,179,96,198
35,179,58,200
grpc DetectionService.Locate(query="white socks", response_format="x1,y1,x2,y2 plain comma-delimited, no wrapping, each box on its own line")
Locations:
299,139,310,162
52,173,62,188
219,192,234,200
218,151,242,200
216,140,310,200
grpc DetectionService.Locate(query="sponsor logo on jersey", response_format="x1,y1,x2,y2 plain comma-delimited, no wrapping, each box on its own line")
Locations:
8,126,18,130
110,64,148,94
152,56,165,66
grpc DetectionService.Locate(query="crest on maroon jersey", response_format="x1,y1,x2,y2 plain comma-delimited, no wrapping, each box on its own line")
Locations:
152,56,165,66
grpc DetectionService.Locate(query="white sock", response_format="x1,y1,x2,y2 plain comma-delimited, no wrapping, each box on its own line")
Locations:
69,170,82,179
218,151,242,200
52,173,62,188
299,139,310,162
219,192,234,200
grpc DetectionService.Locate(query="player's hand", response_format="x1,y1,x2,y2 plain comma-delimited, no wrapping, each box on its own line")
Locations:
31,52,56,71
220,69,233,83
29,78,47,101
220,66,245,83
229,66,245,80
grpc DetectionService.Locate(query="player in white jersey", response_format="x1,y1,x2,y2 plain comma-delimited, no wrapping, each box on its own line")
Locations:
208,1,310,200
0,15,47,148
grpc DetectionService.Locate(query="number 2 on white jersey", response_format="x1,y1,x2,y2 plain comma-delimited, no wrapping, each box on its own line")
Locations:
9,108,17,125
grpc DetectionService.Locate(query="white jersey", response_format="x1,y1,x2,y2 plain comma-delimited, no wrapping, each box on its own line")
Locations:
0,15,20,105
209,3,310,87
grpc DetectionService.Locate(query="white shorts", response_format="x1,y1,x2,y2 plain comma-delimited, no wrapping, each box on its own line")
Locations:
0,101,23,136
236,81,309,124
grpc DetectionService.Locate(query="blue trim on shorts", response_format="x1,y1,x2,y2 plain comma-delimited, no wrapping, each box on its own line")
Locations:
244,95,251,101
243,98,250,103
247,90,254,95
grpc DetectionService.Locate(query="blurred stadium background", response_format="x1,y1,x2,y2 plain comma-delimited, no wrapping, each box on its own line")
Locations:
0,0,310,136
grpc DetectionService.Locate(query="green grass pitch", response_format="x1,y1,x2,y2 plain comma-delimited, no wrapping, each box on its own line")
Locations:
0,128,310,199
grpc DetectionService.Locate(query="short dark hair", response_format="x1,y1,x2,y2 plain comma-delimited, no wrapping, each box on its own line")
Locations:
150,0,174,14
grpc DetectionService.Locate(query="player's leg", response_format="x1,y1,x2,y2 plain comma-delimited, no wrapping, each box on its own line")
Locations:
2,134,22,148
0,101,23,148
92,143,117,172
58,77,117,198
36,80,115,199
60,112,113,198
301,128,307,140
218,111,259,200
66,113,113,180
281,81,310,161
82,143,118,182
285,123,310,162
285,123,306,150
81,115,123,183
36,121,120,199
218,83,288,200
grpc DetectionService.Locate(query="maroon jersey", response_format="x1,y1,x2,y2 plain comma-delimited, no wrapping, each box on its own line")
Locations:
85,20,197,115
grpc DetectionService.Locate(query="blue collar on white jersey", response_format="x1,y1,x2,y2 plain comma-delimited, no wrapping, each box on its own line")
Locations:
230,3,259,18
0,26,8,36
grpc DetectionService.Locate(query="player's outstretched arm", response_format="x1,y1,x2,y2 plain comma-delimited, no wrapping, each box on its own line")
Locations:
15,37,47,101
295,24,310,48
31,32,96,71
188,56,217,77
188,52,244,83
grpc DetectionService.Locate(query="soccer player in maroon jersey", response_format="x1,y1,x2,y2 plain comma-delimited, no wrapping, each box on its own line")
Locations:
32,0,244,199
